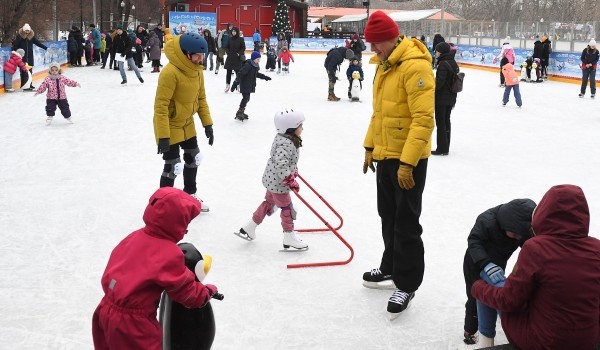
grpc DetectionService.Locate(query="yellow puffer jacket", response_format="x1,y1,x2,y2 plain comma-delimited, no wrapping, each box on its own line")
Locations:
363,37,434,166
153,35,213,144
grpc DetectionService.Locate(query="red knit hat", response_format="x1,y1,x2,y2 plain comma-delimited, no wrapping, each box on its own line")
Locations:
364,11,399,43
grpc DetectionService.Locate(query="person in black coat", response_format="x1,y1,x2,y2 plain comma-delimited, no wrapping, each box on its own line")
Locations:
324,47,354,101
103,32,113,69
540,35,552,79
230,51,271,120
579,39,599,98
67,26,81,66
203,29,218,71
12,23,48,90
224,27,246,91
461,198,536,345
431,33,445,67
135,25,149,67
432,42,459,156
348,33,366,61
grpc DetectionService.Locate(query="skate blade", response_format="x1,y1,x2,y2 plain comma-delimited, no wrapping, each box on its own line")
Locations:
389,312,401,321
279,246,309,252
233,231,253,241
201,207,210,212
362,280,396,290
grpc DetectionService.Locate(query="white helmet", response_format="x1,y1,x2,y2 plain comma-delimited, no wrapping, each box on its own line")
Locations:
274,108,305,134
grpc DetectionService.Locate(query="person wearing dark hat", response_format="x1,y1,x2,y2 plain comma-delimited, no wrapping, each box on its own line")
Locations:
461,198,536,346
223,26,245,92
360,10,434,320
11,23,48,90
324,46,354,101
113,27,144,84
230,51,272,120
349,33,366,61
432,42,459,156
579,38,598,98
153,33,214,211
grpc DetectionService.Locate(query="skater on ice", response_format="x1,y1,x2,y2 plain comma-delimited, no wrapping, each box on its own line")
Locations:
92,187,219,350
235,108,308,251
265,44,277,72
153,32,214,211
361,11,434,320
2,48,28,92
501,62,523,107
432,42,459,156
579,38,598,98
34,62,80,125
324,46,354,101
461,198,536,346
276,45,294,74
230,51,272,121
492,37,515,87
471,185,600,350
346,56,363,101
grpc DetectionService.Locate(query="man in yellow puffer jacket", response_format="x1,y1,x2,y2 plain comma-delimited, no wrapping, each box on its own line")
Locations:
361,11,434,320
154,33,214,212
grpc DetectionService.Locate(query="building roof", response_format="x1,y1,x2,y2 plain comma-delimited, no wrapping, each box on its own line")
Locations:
331,9,460,23
308,7,394,18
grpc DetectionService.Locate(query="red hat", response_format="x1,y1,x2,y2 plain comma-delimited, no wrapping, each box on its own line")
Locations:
364,11,399,43
353,33,359,40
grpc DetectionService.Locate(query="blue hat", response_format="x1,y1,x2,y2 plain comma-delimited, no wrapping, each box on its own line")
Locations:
251,51,261,60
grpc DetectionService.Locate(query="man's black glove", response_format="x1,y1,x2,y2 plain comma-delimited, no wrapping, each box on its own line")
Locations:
230,81,239,92
157,138,170,154
263,76,272,81
204,125,214,146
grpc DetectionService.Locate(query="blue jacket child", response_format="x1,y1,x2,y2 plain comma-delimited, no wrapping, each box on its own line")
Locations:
346,57,364,98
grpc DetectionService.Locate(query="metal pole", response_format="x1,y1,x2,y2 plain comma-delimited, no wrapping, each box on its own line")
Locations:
440,0,445,37
53,0,58,40
80,0,84,29
93,0,97,26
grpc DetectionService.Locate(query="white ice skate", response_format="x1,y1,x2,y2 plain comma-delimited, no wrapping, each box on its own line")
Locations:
224,84,230,93
350,71,361,102
45,117,53,125
233,220,258,241
280,231,308,251
190,193,210,212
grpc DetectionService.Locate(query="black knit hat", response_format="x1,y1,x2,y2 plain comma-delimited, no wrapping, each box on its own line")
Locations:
435,42,451,55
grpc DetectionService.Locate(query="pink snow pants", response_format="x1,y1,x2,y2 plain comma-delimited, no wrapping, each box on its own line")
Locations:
252,191,294,232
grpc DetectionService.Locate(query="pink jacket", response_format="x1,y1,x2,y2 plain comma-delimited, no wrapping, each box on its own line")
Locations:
3,52,27,75
35,74,79,99
502,63,519,86
277,50,294,64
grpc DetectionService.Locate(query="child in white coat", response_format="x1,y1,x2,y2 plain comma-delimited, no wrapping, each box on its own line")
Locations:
235,108,308,250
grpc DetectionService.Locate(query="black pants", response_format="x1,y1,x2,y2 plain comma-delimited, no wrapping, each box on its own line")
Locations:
376,158,427,293
45,99,72,118
20,67,32,87
239,93,251,109
69,51,78,65
226,69,238,84
463,251,480,334
93,49,101,63
109,50,116,69
77,46,83,65
434,104,452,153
160,136,199,195
152,59,160,68
101,51,108,67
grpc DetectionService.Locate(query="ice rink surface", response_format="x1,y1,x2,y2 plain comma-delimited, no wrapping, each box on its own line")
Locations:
1,51,599,349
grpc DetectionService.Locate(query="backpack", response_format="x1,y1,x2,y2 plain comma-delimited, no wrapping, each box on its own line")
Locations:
443,61,464,93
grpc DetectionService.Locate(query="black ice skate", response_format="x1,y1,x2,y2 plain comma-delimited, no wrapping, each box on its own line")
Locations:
387,289,415,321
362,268,395,289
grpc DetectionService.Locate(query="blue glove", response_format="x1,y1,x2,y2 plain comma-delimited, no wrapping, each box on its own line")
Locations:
483,262,506,284
480,270,505,287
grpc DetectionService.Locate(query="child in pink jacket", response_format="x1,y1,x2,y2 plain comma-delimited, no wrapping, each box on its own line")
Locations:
3,49,28,92
34,62,80,125
277,46,294,73
501,63,522,107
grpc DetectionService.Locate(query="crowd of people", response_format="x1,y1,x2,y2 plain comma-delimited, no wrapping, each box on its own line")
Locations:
2,14,600,350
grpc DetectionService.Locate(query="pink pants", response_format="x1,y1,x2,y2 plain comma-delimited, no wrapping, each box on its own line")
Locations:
252,191,294,232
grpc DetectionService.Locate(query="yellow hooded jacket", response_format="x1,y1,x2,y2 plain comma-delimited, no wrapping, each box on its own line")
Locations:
363,37,434,166
153,35,213,144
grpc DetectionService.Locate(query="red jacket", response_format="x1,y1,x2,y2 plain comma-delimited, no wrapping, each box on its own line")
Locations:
92,188,212,350
472,185,600,349
277,50,294,64
3,52,27,75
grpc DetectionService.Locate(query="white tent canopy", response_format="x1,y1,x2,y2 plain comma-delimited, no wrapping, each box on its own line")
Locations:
332,14,368,23
388,9,440,22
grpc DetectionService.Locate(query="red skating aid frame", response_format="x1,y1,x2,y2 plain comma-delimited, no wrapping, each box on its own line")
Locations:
287,174,354,269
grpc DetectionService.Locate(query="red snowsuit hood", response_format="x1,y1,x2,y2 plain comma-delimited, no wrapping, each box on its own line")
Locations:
142,187,201,242
531,184,589,239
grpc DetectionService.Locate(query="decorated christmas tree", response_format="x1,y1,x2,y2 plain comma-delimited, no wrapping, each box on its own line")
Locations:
271,0,291,37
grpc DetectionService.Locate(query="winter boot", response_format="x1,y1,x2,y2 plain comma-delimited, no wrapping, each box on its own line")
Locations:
282,231,308,250
239,220,258,240
479,335,494,347
224,84,230,93
463,331,478,345
387,289,415,320
328,93,341,101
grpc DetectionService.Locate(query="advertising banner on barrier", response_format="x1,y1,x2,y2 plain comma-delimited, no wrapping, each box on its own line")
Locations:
169,12,216,37
245,37,347,53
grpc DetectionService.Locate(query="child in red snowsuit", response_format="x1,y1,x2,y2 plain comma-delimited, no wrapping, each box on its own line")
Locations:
277,46,294,73
92,187,219,350
3,49,28,91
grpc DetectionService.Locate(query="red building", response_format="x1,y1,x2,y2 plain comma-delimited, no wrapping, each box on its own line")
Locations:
165,0,308,38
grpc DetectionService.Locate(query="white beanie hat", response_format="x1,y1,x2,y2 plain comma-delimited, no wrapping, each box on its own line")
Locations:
23,23,31,31
503,36,511,44
49,62,60,70
16,49,25,57
590,39,597,48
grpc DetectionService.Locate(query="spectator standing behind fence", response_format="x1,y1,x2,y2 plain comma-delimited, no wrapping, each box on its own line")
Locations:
579,39,599,98
12,23,48,90
541,35,551,79
471,184,600,350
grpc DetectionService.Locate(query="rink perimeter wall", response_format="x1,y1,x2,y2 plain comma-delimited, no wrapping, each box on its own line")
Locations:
0,38,594,92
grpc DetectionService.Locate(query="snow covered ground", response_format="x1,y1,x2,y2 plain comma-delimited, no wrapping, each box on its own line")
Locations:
1,52,599,350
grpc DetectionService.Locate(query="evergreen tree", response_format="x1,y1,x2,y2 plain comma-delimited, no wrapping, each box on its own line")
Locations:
271,0,291,37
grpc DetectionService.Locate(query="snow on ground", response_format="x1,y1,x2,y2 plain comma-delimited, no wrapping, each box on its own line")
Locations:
1,51,599,350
